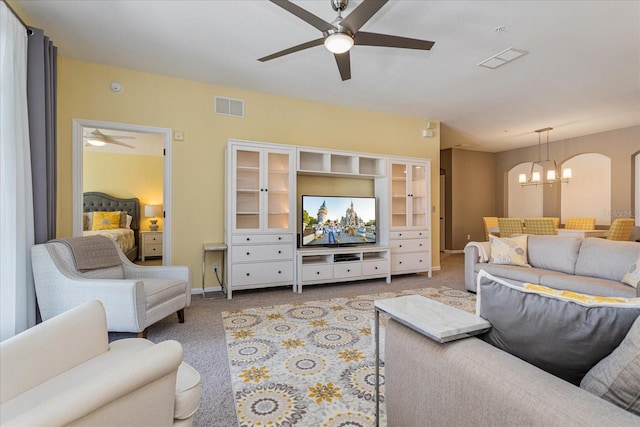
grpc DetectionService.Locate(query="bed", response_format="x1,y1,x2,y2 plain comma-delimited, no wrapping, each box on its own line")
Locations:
83,192,140,261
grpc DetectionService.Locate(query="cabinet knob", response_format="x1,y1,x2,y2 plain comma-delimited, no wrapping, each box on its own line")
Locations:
278,270,282,274
265,188,268,192
246,273,250,276
399,233,402,237
374,266,378,270
316,271,320,275
399,261,402,264
399,244,402,248
278,250,282,254
246,252,250,255
419,259,423,263
246,238,250,241
419,243,423,247
278,237,282,240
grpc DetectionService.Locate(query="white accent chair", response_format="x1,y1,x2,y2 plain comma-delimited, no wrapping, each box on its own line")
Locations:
31,238,191,336
0,300,201,426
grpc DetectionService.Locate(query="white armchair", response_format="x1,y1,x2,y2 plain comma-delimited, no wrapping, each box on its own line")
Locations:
31,237,192,336
1,300,201,426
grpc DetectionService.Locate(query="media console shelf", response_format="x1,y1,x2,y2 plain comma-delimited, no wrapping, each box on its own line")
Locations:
296,246,391,292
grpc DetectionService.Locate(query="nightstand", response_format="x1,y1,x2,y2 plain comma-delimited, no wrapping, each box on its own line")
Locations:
140,231,163,261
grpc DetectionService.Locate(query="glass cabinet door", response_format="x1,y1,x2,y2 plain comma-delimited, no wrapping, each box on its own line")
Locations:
234,148,261,230
410,164,427,228
265,151,291,231
391,163,408,227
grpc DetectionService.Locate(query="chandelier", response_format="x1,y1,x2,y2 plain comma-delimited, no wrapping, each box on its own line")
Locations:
519,127,572,186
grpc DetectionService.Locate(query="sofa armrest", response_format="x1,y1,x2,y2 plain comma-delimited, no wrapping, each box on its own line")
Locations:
2,340,183,427
384,318,640,426
0,301,109,403
464,245,481,292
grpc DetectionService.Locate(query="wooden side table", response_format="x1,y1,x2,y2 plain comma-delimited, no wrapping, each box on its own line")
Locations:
373,295,491,427
140,231,163,261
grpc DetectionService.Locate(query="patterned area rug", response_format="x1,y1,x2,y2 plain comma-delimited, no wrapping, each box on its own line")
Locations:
222,286,476,427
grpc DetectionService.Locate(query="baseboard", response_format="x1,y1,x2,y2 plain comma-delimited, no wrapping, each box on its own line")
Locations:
443,249,464,254
192,286,223,295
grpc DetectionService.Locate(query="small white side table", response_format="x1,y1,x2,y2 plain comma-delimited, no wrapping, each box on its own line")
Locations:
373,295,491,427
202,242,227,299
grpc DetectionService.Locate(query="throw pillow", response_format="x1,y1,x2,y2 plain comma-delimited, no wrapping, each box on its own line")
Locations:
622,254,640,289
91,211,121,230
476,270,640,385
488,234,530,267
580,315,640,415
82,212,93,231
126,214,133,229
118,211,127,228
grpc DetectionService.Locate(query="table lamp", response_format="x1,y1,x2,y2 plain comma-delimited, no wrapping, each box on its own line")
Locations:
145,204,162,231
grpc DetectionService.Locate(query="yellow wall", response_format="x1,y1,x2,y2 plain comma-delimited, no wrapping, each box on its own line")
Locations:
83,151,164,230
57,58,441,289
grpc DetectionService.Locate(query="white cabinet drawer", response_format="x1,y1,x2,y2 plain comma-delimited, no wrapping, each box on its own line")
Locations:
232,244,293,262
301,264,333,282
389,230,428,240
231,261,293,286
333,262,362,279
389,238,429,253
391,253,429,272
232,234,293,244
144,244,163,256
362,260,389,276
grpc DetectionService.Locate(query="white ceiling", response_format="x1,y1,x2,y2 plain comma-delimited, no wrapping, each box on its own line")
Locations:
16,0,640,152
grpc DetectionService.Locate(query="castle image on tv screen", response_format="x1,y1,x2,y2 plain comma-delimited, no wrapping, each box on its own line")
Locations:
301,196,376,246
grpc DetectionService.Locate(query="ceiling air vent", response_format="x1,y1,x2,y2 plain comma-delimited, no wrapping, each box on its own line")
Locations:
215,96,244,117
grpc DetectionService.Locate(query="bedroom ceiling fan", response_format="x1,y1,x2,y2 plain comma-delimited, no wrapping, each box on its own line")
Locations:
84,129,135,149
258,0,435,81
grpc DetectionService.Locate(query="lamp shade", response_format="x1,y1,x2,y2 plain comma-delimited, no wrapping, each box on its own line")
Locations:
145,205,162,218
324,33,354,54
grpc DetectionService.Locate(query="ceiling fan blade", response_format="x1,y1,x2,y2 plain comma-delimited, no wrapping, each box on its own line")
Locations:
258,38,324,62
104,135,135,149
269,0,336,32
334,51,351,81
341,0,389,34
354,31,435,50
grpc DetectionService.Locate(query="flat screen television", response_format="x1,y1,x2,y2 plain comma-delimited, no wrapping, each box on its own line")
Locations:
301,195,376,247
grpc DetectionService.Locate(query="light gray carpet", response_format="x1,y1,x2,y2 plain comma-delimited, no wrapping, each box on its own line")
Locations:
142,253,466,427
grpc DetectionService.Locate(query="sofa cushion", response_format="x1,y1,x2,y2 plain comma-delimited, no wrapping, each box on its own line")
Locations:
574,238,640,282
622,254,640,289
527,235,582,275
476,271,640,385
175,362,202,420
580,315,640,415
489,235,530,267
475,264,542,285
143,278,189,309
539,273,637,298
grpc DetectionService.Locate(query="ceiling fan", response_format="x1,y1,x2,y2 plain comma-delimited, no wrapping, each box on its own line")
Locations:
83,129,135,149
259,0,435,81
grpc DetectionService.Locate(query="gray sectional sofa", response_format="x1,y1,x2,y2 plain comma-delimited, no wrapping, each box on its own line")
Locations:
464,235,640,297
385,317,640,426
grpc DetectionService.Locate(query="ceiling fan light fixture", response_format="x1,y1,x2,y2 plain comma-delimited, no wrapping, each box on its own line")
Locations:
87,138,106,147
324,32,354,54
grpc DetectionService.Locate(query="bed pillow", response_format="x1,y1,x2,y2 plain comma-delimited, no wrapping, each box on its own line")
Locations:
82,212,93,231
126,214,133,229
92,211,121,230
476,270,640,385
580,315,640,415
119,212,127,228
622,254,640,289
488,234,530,267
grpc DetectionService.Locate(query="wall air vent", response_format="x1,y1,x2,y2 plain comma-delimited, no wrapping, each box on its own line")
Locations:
215,96,244,117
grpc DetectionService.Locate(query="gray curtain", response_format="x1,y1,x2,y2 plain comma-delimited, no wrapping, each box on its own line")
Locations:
27,27,57,244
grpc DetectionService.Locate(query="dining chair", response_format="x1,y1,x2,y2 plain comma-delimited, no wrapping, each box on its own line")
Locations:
524,218,557,235
607,218,635,241
482,216,499,241
565,217,596,230
498,218,524,237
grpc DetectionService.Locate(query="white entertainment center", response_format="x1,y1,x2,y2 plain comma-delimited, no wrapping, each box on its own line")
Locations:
224,139,432,299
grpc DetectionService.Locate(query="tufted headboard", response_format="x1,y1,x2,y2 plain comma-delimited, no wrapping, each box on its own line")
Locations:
83,192,140,243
